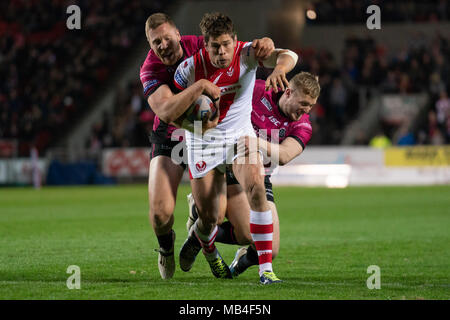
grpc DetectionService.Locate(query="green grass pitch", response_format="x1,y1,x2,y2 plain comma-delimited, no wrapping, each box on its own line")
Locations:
0,184,449,300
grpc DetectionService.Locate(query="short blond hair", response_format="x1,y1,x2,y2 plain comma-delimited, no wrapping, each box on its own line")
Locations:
145,13,176,41
290,72,321,99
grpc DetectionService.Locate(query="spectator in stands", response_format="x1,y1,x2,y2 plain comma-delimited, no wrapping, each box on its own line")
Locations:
422,110,445,145
395,123,416,146
445,116,450,143
429,72,446,100
369,130,392,149
313,0,450,24
380,70,398,93
0,0,165,156
435,90,450,125
329,78,348,127
3,0,449,156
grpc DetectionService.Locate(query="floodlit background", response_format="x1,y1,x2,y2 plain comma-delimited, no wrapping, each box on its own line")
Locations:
1,0,449,187
0,0,449,300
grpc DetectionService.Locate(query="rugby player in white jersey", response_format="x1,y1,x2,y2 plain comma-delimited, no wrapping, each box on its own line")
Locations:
140,13,275,280
173,12,298,284
186,72,321,279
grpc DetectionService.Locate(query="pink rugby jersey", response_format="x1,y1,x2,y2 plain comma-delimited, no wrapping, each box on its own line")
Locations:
139,35,204,143
251,80,312,172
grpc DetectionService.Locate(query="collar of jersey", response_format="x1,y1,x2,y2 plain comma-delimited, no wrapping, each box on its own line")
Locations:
203,41,242,76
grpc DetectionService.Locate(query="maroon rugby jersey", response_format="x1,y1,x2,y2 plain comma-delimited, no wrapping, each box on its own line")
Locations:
251,79,312,148
139,35,204,143
251,80,312,174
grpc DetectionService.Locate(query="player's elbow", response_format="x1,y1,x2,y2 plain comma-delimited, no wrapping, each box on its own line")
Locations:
161,113,176,124
157,102,177,123
278,153,296,166
148,98,175,123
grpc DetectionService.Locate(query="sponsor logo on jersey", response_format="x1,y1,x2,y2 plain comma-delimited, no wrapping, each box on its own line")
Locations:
227,67,234,77
144,79,159,93
184,61,188,68
279,128,286,138
174,69,187,88
261,97,272,111
195,160,207,172
220,84,241,94
269,115,281,126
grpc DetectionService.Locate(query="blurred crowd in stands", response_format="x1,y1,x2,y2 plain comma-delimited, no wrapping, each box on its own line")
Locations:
312,0,449,24
1,0,450,159
0,0,168,156
297,32,450,146
84,81,152,158
89,30,449,151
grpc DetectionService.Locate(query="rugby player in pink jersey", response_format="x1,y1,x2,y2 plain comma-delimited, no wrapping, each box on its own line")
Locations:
185,72,320,280
139,13,275,279
174,12,298,284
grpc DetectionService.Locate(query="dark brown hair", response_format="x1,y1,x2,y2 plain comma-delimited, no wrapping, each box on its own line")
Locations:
199,12,236,42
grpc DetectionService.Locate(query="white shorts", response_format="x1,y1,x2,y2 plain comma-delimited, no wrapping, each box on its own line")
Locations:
186,125,256,178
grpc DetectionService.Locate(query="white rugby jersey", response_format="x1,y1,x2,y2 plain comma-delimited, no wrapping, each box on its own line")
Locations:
174,41,261,134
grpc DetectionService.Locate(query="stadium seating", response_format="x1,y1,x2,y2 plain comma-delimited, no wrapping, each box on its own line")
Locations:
0,0,172,156
1,0,449,159
296,32,450,145
93,32,449,150
311,0,450,24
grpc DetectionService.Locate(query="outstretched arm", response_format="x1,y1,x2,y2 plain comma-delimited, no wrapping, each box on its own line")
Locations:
260,49,298,92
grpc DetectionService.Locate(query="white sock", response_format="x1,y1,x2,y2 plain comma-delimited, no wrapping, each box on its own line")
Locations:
194,221,219,259
249,209,273,276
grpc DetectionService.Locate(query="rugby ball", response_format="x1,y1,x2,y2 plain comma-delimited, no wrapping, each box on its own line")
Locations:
181,94,218,131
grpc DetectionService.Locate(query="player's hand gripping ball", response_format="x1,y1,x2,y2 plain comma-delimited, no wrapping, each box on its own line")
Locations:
181,94,218,132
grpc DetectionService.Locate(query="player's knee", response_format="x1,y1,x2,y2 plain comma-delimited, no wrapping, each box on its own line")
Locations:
150,212,172,229
199,211,219,228
246,181,267,207
196,200,220,227
149,200,174,227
